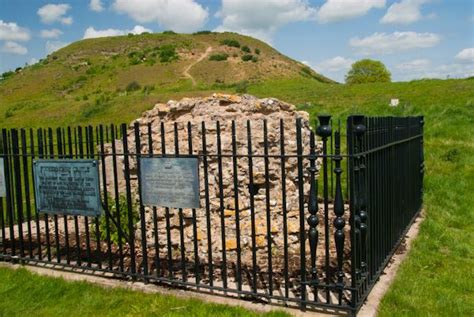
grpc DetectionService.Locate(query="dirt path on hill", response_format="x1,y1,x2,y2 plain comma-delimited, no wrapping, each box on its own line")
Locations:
183,46,213,86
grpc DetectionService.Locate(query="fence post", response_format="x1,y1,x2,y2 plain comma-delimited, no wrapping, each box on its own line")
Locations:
332,123,345,304
316,114,332,302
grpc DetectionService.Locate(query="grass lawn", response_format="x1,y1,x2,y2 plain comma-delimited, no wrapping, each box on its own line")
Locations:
0,267,288,317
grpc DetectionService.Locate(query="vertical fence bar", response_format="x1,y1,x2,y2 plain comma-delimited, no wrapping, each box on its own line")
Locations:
187,122,200,285
160,122,173,279
110,124,124,272
317,115,332,302
296,118,306,308
99,125,113,270
57,127,70,264
121,123,137,276
279,119,290,298
247,120,258,294
20,130,33,258
147,122,160,278
11,129,25,258
231,120,242,292
88,126,102,270
37,128,51,261
263,119,273,296
47,128,61,264
30,129,41,260
201,121,213,286
174,122,187,282
134,121,149,281
216,121,227,289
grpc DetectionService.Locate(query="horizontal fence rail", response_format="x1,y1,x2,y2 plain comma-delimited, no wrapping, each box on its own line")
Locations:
0,115,423,315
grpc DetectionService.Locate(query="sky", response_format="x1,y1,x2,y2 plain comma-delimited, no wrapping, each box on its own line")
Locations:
0,0,473,82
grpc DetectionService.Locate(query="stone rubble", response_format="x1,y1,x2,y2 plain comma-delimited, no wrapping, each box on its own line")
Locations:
102,94,343,270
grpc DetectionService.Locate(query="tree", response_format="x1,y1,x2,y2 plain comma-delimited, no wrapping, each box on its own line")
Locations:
345,59,391,84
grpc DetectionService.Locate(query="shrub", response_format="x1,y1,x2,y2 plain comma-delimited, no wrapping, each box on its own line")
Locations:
158,45,178,63
255,48,260,55
99,194,139,245
251,56,258,63
163,30,176,35
5,109,14,118
1,71,14,80
193,30,212,35
241,54,253,62
126,81,141,92
220,39,240,48
241,46,250,53
235,80,248,94
209,53,229,61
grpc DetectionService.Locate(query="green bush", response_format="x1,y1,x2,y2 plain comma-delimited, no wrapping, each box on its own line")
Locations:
241,54,253,62
193,30,212,35
241,46,251,53
255,48,260,55
235,80,248,94
345,59,391,84
251,56,258,63
98,194,139,245
220,39,240,48
1,71,14,80
158,45,178,63
162,30,176,35
126,81,141,92
209,53,229,61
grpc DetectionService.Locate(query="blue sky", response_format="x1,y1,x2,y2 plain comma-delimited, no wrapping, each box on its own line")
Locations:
0,0,473,82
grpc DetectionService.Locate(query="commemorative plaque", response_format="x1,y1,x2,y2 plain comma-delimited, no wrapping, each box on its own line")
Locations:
33,160,102,216
140,157,200,209
0,158,6,197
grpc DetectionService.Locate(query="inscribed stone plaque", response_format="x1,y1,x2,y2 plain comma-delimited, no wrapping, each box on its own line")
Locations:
140,157,200,209
33,160,102,216
0,158,5,197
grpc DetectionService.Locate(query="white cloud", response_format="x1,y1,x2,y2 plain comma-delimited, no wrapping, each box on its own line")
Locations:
40,28,63,39
316,56,354,72
1,41,28,55
215,0,317,43
350,32,440,55
396,59,431,71
396,63,474,80
317,0,385,23
0,20,30,41
381,0,432,24
90,0,104,12
37,4,73,25
113,0,208,33
83,25,152,39
46,40,69,54
455,48,474,63
29,57,39,65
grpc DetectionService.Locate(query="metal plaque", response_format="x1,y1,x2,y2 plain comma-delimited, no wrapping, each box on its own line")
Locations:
140,157,200,209
33,159,102,216
0,158,6,197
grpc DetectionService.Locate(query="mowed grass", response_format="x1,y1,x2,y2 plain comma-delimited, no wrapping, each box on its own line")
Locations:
249,78,474,316
0,267,288,317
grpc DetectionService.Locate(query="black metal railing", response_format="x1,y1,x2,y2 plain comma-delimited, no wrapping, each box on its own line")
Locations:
0,115,423,316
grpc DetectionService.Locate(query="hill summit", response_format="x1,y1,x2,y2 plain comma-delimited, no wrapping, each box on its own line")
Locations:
0,31,333,128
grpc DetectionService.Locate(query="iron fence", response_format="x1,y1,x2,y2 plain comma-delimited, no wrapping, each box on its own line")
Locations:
0,115,423,315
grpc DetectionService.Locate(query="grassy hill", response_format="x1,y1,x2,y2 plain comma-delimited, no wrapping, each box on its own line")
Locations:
0,31,332,128
0,31,473,315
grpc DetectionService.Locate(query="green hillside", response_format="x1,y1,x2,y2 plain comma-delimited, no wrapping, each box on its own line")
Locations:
0,32,473,316
0,31,331,128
